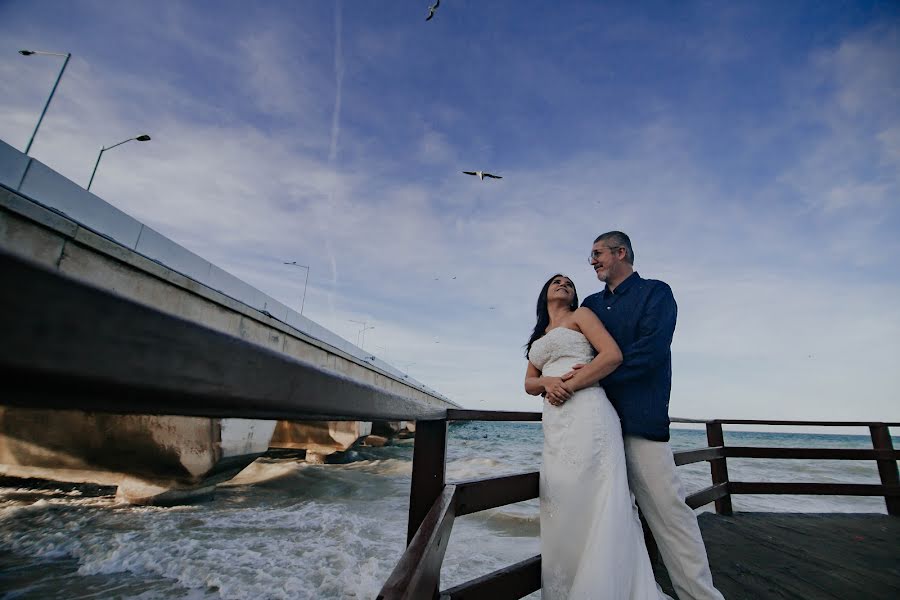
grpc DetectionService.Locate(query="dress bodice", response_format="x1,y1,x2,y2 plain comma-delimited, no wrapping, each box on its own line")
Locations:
528,327,595,377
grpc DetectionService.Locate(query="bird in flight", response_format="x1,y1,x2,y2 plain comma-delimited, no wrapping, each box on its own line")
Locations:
425,0,440,21
462,170,502,180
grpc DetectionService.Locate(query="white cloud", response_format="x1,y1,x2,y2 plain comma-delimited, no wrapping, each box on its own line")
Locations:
778,26,900,217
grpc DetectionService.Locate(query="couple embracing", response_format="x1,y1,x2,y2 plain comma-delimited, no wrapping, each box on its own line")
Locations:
525,231,724,600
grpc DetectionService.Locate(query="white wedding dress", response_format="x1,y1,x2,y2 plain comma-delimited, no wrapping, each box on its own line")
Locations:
529,327,670,599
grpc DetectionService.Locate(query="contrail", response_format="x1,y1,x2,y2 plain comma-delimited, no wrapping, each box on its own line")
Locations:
324,0,344,318
329,0,344,164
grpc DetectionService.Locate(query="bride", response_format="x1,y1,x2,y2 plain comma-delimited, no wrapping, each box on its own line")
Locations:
525,274,670,599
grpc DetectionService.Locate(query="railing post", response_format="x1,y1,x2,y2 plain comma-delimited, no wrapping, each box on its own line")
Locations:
706,421,733,515
408,419,448,545
869,424,899,516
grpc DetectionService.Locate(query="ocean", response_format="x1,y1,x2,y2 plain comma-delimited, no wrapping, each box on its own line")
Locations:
0,423,895,599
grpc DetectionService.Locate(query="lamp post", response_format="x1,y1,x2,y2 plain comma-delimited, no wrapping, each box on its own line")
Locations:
349,320,375,349
19,49,71,155
283,261,310,316
87,134,152,191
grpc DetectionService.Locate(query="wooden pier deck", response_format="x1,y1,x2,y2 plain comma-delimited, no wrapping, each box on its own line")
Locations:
653,512,900,599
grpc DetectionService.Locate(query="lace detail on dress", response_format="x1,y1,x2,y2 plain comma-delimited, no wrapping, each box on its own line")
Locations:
528,327,595,375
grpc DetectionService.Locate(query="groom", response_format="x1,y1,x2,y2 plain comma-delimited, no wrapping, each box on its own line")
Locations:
565,231,723,600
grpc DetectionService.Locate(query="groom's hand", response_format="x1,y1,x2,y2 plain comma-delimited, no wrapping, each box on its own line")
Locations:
561,363,585,381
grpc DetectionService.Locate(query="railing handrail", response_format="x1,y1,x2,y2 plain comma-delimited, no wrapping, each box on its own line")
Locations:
699,418,899,427
447,412,898,428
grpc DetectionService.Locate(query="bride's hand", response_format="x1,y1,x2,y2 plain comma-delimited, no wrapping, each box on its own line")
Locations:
544,377,573,406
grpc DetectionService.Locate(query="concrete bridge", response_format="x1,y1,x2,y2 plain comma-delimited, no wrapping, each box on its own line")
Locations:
0,138,457,504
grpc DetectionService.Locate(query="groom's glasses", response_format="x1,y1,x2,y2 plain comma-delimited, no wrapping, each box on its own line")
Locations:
589,246,622,262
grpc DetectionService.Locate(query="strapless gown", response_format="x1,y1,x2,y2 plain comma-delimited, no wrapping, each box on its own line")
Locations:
529,327,670,599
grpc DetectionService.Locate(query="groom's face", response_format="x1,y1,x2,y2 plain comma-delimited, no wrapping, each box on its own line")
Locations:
590,241,624,283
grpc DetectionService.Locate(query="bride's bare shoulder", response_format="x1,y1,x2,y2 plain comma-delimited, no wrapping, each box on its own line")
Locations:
572,307,604,331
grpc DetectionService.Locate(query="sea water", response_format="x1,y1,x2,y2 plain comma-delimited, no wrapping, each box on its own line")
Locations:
0,424,895,599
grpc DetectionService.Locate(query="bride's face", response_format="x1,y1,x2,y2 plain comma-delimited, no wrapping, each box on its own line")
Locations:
548,276,575,303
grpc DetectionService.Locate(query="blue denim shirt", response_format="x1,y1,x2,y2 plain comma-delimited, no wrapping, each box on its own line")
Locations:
581,272,676,441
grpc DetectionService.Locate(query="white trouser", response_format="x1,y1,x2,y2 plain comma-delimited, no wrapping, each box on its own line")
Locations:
624,436,725,600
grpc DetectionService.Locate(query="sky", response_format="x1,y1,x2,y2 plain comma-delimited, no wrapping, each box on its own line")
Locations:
1,0,899,428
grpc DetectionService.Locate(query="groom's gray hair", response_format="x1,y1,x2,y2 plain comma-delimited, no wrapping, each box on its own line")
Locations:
594,231,634,264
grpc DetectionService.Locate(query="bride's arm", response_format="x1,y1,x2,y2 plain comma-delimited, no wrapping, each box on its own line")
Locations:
524,361,546,396
564,308,623,392
525,361,570,399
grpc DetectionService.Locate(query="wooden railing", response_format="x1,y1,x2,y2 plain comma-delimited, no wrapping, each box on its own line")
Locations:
379,410,543,600
378,413,899,600
680,419,900,516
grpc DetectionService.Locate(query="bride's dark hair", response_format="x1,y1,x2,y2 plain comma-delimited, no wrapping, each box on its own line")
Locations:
525,273,579,357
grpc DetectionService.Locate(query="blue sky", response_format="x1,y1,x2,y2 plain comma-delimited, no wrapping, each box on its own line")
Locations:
2,1,899,426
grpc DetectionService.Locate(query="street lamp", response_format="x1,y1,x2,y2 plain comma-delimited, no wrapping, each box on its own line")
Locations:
283,261,310,316
86,134,152,191
349,320,375,349
19,49,71,155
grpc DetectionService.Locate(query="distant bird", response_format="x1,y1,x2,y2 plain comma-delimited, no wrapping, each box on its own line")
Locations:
425,0,440,21
463,170,502,180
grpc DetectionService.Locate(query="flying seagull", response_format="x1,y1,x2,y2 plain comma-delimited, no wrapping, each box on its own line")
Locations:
462,170,502,180
425,0,440,21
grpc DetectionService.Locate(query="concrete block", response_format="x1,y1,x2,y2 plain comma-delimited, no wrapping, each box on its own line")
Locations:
18,159,143,248
0,187,78,238
345,361,378,386
0,407,273,505
134,225,212,282
173,291,243,337
73,225,172,281
283,335,332,369
0,207,67,268
0,139,30,190
269,420,372,454
219,418,277,456
238,315,285,351
59,243,183,314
